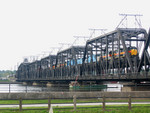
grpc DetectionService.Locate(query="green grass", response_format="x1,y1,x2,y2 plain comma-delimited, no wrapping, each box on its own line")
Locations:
0,99,150,113
0,100,19,105
0,110,48,113
0,99,73,105
0,104,150,113
54,104,150,113
0,80,10,82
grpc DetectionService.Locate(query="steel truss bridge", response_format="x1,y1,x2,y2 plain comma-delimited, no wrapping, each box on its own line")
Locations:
17,28,150,83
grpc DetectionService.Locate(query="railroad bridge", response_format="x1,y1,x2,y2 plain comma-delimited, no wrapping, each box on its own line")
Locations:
16,28,150,84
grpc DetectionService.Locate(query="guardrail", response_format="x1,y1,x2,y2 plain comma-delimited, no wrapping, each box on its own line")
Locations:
0,95,150,112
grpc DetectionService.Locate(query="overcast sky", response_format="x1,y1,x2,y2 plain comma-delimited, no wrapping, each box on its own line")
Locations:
0,0,150,70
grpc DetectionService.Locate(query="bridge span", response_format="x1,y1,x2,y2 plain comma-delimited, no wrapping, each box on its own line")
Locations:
16,28,150,83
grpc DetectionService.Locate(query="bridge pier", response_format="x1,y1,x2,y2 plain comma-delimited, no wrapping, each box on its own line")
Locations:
22,82,33,86
46,81,69,87
22,82,27,85
32,82,40,86
46,82,53,87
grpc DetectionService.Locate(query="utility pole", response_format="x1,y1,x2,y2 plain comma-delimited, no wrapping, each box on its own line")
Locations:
89,29,107,39
116,13,143,28
50,47,60,55
72,36,90,46
58,43,72,52
59,43,72,47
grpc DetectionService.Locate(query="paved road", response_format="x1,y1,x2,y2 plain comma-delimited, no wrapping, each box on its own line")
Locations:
0,102,150,108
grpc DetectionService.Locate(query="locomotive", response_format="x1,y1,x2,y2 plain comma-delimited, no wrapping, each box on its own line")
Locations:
102,46,138,60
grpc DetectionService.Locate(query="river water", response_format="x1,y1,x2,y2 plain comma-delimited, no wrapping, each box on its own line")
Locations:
0,82,149,93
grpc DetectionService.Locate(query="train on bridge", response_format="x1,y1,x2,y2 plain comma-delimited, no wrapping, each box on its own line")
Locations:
16,28,150,82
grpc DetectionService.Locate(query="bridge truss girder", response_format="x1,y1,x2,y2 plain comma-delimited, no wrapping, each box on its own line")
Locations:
82,28,148,77
138,29,150,72
17,28,150,82
55,46,85,78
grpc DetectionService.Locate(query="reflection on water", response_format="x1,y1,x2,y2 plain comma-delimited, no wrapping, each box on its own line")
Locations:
0,84,69,93
0,83,150,93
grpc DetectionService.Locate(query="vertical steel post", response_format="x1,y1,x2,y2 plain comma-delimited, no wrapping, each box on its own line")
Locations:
106,36,108,74
138,30,149,72
119,30,134,73
101,38,103,75
95,40,98,75
118,34,121,76
112,34,114,75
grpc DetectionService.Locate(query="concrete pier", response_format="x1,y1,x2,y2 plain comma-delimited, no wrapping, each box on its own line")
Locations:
32,82,40,86
22,82,27,85
46,82,52,87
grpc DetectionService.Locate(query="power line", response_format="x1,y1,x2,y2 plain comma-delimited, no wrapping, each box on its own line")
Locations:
72,36,90,46
89,29,107,39
116,13,143,28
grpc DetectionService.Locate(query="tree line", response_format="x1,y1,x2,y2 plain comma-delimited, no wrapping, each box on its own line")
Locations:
0,70,16,77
